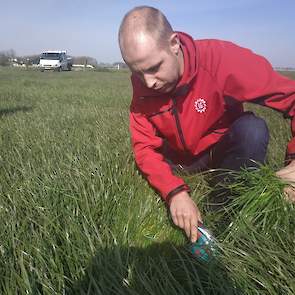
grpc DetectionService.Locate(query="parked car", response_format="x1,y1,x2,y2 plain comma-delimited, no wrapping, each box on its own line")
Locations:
39,50,72,72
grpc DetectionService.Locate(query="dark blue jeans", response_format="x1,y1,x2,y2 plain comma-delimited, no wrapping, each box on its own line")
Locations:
210,111,269,171
168,112,269,173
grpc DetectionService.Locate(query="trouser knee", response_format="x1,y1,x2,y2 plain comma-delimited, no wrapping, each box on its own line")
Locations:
212,112,269,171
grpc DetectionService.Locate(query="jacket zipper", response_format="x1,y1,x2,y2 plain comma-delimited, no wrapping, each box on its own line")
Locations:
172,97,189,152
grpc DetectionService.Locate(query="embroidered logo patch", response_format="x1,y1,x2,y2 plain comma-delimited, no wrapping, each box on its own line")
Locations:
194,98,207,113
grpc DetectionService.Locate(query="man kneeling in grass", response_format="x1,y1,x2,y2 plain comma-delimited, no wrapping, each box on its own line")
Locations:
118,6,295,243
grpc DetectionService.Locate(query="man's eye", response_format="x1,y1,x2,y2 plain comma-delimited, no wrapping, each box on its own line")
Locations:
146,65,160,73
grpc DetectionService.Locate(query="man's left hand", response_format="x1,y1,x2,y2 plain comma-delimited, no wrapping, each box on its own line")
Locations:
276,160,295,202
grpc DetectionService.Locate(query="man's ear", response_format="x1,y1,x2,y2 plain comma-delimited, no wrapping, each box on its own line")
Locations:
169,33,180,55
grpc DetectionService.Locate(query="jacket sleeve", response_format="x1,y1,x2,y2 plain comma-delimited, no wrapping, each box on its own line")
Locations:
215,41,295,160
130,106,189,202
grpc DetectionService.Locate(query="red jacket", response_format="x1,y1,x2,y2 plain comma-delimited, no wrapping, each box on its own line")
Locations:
130,32,295,201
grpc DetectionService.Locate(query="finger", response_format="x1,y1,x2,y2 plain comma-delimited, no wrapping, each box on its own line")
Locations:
170,211,179,227
284,186,295,203
196,209,203,224
183,215,191,240
177,213,184,229
171,209,185,229
190,219,199,243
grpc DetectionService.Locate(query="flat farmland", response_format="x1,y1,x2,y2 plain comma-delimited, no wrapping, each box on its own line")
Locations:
0,68,295,294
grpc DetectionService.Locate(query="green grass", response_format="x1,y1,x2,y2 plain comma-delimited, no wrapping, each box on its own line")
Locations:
0,68,295,294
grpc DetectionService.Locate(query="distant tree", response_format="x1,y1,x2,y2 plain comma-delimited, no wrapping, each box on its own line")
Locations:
72,56,98,67
0,53,9,66
113,62,127,69
97,62,111,68
0,49,16,66
7,49,16,59
22,55,40,65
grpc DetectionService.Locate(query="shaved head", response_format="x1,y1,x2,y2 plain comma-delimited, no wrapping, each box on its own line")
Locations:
118,6,184,93
119,6,174,60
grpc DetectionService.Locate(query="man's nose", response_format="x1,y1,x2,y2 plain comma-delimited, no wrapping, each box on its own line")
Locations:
143,74,157,89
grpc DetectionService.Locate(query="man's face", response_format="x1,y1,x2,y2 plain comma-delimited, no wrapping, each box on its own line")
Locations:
123,33,183,93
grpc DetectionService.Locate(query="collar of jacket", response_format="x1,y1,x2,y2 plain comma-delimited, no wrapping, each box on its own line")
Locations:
131,31,199,99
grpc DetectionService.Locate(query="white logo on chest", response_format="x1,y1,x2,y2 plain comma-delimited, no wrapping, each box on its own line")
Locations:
194,98,207,113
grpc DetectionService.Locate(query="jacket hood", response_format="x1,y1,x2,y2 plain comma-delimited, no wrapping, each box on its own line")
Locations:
174,32,199,94
131,32,199,98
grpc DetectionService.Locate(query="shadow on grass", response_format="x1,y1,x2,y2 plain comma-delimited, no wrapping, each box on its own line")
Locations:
0,106,33,118
68,241,243,295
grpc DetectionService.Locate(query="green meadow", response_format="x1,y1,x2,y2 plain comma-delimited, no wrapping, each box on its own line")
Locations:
0,67,295,294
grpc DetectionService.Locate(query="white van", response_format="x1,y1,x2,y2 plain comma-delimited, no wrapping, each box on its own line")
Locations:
39,50,72,72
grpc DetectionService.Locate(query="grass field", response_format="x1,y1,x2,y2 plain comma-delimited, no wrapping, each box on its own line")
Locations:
0,67,295,294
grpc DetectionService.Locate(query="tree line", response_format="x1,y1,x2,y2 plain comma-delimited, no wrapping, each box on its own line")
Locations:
0,49,127,68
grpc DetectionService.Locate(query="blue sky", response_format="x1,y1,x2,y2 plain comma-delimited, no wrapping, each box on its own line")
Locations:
1,0,295,67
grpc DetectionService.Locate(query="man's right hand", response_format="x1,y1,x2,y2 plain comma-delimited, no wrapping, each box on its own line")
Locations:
168,191,202,243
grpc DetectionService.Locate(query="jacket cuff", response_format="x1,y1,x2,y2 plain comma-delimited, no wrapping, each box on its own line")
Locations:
166,184,190,206
285,152,295,165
